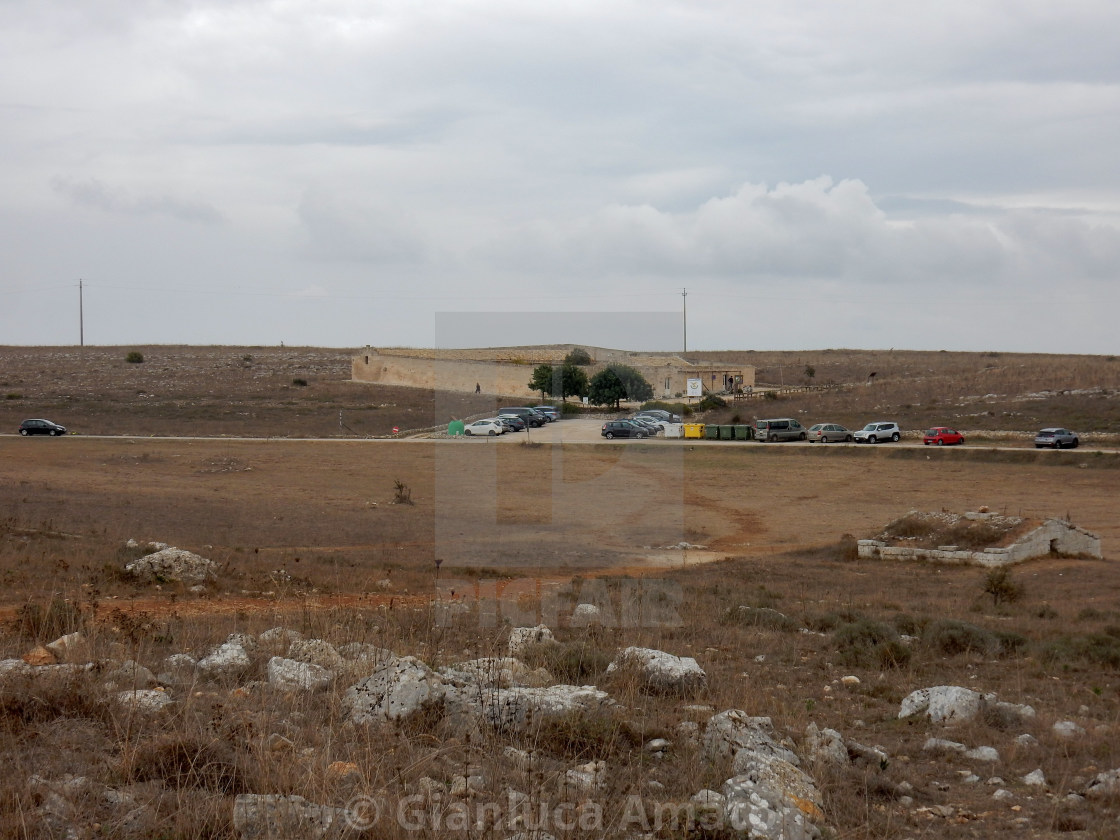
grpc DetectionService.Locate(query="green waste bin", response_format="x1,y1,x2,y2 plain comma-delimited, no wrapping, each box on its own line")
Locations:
704,424,721,440
720,425,735,440
448,420,465,436
733,424,752,440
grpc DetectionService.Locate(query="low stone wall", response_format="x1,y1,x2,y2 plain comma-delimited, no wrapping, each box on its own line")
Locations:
858,518,1102,567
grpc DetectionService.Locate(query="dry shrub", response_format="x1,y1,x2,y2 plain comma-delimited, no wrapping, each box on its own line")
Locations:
832,620,912,669
525,709,643,760
720,605,799,633
982,567,1024,605
1040,633,1120,670
12,594,84,641
126,733,249,794
923,619,1026,658
0,672,110,729
519,640,612,684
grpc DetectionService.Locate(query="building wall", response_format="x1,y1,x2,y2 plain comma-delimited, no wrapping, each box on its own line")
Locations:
352,347,755,399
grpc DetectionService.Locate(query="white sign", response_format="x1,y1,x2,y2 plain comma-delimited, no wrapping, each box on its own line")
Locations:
686,378,702,397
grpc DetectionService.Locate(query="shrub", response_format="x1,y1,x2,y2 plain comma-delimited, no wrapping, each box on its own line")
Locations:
1040,634,1120,670
982,567,1023,605
520,640,612,683
922,619,1024,657
125,351,144,364
529,709,642,760
12,594,84,640
833,620,912,668
721,605,799,632
292,377,308,386
564,347,593,366
393,479,413,505
695,395,727,412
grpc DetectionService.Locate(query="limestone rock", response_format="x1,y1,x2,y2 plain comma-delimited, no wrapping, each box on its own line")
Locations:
232,794,353,839
1085,768,1120,799
804,723,847,766
1052,720,1086,739
125,547,216,583
116,689,174,713
471,684,614,733
606,646,706,694
267,657,334,692
702,710,801,768
198,641,252,679
344,656,451,723
45,632,88,663
899,686,986,724
103,659,157,690
287,639,344,670
570,603,603,626
507,625,556,656
723,774,822,840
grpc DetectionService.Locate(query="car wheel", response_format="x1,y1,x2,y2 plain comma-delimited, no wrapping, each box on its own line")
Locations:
924,441,930,446
799,432,807,441
869,436,877,444
959,438,964,445
891,432,900,442
1054,440,1062,449
605,432,614,439
845,435,852,442
488,430,497,436
19,429,28,436
1072,439,1079,449
465,429,473,436
636,432,646,439
50,429,58,436
936,439,944,446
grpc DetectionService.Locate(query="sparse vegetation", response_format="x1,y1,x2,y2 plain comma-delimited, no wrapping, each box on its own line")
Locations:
125,350,144,363
982,567,1024,606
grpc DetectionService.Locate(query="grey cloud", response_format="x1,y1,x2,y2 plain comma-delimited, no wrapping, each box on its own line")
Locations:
51,177,223,223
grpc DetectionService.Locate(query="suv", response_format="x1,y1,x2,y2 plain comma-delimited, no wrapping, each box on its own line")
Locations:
753,418,807,442
601,420,648,439
853,422,901,444
497,407,546,428
532,406,560,422
1034,428,1079,449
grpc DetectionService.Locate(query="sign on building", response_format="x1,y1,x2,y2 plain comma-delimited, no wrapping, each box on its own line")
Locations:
686,378,702,397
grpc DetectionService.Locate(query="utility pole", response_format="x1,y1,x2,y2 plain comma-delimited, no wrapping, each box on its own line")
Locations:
682,287,687,354
79,279,84,347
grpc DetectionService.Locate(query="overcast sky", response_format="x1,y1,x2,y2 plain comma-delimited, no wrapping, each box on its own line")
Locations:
3,1,1119,353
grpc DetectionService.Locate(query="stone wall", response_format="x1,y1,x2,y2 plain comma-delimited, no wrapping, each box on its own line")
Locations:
352,347,755,399
858,518,1102,567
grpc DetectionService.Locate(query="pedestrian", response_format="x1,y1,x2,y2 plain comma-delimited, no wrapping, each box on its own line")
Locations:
475,382,481,394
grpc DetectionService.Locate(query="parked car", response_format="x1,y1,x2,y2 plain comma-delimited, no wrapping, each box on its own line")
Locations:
464,419,504,436
637,409,682,424
753,418,807,442
807,423,852,443
498,407,546,427
496,415,525,432
923,427,964,446
18,419,67,436
629,416,663,434
601,420,648,439
532,406,560,422
853,422,901,443
1034,428,1079,449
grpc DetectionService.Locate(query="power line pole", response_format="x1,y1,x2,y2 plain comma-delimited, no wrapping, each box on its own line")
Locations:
79,279,84,347
682,287,687,354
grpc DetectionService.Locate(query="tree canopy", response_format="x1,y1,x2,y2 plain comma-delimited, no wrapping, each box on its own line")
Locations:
564,347,593,366
529,362,589,400
587,368,627,408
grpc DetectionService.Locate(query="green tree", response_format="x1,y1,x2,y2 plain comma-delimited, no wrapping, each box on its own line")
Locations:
528,364,555,400
804,364,816,383
560,363,589,400
588,369,628,408
564,347,593,366
609,364,654,403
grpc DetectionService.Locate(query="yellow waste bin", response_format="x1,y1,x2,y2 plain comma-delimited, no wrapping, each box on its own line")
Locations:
683,423,705,439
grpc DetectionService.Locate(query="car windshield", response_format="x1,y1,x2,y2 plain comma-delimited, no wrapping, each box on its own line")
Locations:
926,429,938,435
862,424,876,431
1038,430,1054,436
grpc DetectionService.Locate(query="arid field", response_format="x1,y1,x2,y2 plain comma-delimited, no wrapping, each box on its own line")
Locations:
0,346,1118,839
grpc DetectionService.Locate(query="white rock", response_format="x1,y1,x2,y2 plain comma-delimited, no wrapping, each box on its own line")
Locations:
992,789,1014,801
840,675,861,686
563,760,606,791
197,641,251,679
644,738,671,753
923,738,966,754
473,684,614,733
1086,768,1120,799
965,746,1000,763
267,657,334,692
507,625,555,656
606,646,706,694
344,656,451,723
804,723,848,766
899,686,986,724
286,639,344,670
1052,720,1085,739
103,659,157,690
1014,733,1039,748
116,689,174,713
1022,769,1047,787
702,710,801,767
44,632,88,663
570,603,603,626
124,547,216,583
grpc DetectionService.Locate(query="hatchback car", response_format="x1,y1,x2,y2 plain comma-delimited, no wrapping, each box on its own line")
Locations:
924,427,964,446
753,418,807,442
853,422,901,443
808,423,851,443
1034,428,1079,449
498,407,546,427
601,420,648,439
464,419,504,436
637,409,682,424
18,419,67,436
496,415,526,432
532,406,560,422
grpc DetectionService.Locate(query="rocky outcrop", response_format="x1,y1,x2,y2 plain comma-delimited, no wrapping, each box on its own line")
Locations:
267,657,334,692
507,625,556,656
344,656,452,723
898,685,1034,725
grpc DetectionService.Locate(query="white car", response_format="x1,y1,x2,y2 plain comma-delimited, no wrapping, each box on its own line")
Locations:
464,419,504,436
853,422,901,444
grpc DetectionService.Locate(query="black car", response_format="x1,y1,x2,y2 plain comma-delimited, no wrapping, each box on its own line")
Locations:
497,407,546,427
19,419,67,436
601,420,648,440
496,414,527,432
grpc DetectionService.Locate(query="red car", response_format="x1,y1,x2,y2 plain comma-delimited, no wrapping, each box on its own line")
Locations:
923,426,964,446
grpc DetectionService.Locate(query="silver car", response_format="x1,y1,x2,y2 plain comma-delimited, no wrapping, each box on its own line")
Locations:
1034,428,1079,449
808,423,852,443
